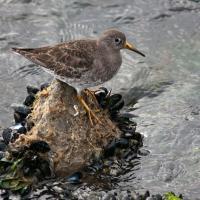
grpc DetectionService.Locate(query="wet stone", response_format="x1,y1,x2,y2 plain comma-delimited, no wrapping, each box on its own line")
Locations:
27,85,39,95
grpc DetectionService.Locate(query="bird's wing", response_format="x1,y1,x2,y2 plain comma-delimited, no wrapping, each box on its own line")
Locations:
12,40,96,78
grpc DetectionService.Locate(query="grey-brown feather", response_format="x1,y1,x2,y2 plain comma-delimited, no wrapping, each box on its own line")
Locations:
12,30,124,93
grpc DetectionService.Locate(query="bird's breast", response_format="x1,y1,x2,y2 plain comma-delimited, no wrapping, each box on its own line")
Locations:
90,51,122,83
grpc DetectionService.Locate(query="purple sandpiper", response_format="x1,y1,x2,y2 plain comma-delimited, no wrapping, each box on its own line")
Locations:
12,29,145,125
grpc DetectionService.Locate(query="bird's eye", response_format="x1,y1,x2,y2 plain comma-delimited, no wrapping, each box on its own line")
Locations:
115,37,122,45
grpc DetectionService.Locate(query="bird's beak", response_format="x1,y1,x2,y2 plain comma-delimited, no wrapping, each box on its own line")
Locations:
124,42,145,57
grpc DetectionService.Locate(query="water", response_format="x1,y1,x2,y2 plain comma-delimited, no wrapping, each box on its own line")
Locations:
0,0,200,198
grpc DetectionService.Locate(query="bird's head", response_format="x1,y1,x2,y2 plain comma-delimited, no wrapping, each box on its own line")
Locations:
98,29,145,57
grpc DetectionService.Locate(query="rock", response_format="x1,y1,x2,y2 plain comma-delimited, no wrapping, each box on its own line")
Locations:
12,80,121,176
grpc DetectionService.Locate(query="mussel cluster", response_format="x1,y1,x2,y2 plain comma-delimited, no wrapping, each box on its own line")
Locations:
0,84,50,147
0,84,182,200
94,87,143,158
0,83,52,196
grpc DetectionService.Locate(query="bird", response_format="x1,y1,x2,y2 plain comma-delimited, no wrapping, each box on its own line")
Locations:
12,29,145,125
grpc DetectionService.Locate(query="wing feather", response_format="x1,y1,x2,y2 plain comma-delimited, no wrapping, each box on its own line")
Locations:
12,40,96,78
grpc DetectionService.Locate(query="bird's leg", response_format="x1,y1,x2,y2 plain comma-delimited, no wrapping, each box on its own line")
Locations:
77,95,102,126
83,89,100,109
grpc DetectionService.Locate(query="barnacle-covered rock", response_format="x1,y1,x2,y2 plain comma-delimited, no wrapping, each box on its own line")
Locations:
11,80,121,176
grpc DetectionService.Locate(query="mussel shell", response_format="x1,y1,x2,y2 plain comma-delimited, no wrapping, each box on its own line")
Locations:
10,147,28,158
26,121,34,131
67,172,82,184
103,140,117,158
40,83,50,91
23,94,35,107
115,138,129,148
39,160,52,177
29,141,50,153
131,132,144,144
17,126,27,134
20,186,32,197
118,123,136,134
0,151,5,159
108,94,124,113
2,128,12,145
98,87,109,95
11,104,31,116
138,149,150,156
0,140,7,151
27,85,39,95
14,112,26,124
151,194,162,200
95,87,110,108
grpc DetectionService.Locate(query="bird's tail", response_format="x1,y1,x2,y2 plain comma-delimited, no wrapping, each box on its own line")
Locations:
12,47,35,55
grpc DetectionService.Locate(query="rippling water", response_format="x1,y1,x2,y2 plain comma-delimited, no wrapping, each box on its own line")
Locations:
0,0,200,198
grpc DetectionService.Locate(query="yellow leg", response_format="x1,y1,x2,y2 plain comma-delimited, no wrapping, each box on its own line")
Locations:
77,95,102,126
83,89,100,107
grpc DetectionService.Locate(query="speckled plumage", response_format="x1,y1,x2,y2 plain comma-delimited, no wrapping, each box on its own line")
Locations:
12,29,145,93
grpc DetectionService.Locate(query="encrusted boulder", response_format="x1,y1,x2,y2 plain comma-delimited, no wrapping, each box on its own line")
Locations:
12,80,121,176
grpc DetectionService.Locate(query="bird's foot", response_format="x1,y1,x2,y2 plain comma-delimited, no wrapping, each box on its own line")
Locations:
83,89,100,108
77,95,102,126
